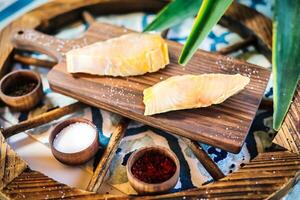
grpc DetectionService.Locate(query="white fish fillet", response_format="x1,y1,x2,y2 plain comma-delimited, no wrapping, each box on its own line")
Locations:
66,33,169,76
143,74,250,115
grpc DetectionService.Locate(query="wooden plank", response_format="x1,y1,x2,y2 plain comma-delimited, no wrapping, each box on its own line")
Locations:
11,22,270,153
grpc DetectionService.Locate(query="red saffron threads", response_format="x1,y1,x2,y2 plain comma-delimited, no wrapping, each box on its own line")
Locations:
131,150,176,184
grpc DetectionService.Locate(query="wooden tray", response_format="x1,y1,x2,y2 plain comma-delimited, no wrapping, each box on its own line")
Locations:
1,0,299,199
11,22,270,153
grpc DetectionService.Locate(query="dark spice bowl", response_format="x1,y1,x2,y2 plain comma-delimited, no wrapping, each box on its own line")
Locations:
126,146,180,194
0,70,43,111
49,118,100,165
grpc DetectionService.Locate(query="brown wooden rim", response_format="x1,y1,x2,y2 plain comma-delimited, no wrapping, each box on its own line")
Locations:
0,69,42,99
49,117,100,165
126,146,180,188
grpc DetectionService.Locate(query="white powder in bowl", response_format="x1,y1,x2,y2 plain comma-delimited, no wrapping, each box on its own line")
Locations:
53,122,97,153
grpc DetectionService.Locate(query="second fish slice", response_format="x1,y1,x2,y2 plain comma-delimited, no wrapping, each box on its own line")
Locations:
143,74,250,115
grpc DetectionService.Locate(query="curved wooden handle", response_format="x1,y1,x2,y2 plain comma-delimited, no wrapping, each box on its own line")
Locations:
10,29,86,62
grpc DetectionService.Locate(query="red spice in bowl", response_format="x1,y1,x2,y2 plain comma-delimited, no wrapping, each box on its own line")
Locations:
131,150,177,184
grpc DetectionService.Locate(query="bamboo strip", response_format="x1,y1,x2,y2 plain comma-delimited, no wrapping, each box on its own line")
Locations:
181,137,225,180
87,119,129,192
14,54,56,68
2,102,84,138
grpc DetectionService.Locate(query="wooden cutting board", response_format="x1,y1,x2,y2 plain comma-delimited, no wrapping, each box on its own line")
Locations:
11,22,270,153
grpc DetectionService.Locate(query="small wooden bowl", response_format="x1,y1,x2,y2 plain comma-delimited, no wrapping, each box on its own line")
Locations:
49,118,99,165
0,70,43,111
126,146,180,194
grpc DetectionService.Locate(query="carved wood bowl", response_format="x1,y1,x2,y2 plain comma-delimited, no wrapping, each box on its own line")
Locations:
49,117,100,165
0,1,299,199
0,70,43,111
126,146,180,194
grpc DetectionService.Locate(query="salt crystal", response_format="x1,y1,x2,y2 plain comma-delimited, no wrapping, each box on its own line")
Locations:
53,122,96,153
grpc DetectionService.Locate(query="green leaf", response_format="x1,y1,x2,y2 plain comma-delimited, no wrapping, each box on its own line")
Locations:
273,0,300,130
143,0,202,32
179,0,233,65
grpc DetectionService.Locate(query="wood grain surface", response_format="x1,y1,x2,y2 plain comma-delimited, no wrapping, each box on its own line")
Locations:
274,84,300,154
11,22,270,153
0,134,27,190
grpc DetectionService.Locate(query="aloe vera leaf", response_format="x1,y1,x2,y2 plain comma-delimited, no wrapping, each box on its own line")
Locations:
143,0,202,32
273,0,300,130
178,0,233,65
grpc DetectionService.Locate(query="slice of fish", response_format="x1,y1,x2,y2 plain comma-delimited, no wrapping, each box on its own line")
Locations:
66,33,169,76
143,74,250,115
